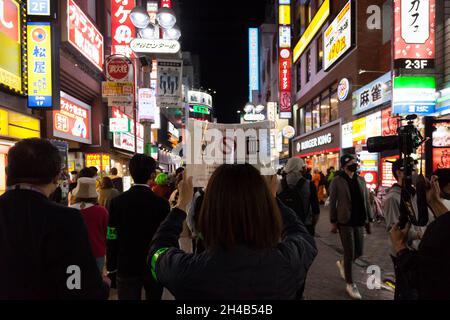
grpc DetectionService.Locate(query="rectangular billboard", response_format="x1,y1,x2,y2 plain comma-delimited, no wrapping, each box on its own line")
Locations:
248,28,260,102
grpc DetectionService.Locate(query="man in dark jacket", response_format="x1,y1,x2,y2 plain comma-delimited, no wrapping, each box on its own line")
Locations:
110,167,123,193
0,139,108,300
391,176,450,300
106,154,170,300
328,154,373,300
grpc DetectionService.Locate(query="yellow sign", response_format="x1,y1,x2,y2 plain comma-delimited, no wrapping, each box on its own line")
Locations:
293,0,330,63
0,107,41,139
279,5,291,25
102,82,134,97
27,22,53,107
86,153,111,171
0,0,22,93
352,117,366,143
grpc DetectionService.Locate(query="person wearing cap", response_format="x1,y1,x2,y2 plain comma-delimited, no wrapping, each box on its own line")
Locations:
70,177,109,273
328,154,373,300
383,158,425,300
279,157,320,237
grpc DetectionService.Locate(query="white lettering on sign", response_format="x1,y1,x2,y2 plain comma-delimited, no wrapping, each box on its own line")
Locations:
300,133,332,151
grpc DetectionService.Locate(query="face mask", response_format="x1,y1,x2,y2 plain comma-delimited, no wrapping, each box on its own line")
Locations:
347,164,358,173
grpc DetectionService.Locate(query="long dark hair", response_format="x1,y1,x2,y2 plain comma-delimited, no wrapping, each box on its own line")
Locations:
198,164,282,251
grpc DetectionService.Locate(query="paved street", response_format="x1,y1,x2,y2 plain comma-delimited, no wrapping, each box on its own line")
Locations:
304,206,395,300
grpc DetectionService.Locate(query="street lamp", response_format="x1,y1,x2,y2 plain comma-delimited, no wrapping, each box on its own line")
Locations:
138,24,157,39
130,6,151,29
164,24,181,40
156,7,177,30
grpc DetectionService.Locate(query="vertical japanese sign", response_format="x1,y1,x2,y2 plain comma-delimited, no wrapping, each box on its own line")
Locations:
248,28,259,102
279,48,292,119
394,0,435,69
27,22,53,108
111,0,135,58
279,0,292,119
138,88,156,122
67,0,104,71
0,0,22,93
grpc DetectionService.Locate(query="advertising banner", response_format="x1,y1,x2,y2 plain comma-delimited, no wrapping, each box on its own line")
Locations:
67,0,104,71
279,48,292,119
111,0,135,58
102,82,134,97
392,76,436,115
157,59,183,108
248,28,259,101
27,22,53,108
138,88,156,122
53,92,92,144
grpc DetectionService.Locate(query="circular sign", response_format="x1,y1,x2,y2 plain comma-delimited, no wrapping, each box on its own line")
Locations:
338,78,350,101
106,57,130,81
280,49,291,59
32,28,47,42
363,172,375,183
282,126,296,139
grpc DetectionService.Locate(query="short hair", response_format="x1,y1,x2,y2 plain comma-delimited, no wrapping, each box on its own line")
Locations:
110,167,118,176
198,164,282,251
89,166,99,174
175,167,185,176
101,177,114,189
79,168,95,178
129,154,157,184
71,171,78,176
434,169,450,190
7,138,61,186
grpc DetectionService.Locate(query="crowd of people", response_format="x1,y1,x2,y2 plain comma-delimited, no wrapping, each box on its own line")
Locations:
0,138,449,300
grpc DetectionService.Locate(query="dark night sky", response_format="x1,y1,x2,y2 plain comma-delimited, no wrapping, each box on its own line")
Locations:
179,0,267,123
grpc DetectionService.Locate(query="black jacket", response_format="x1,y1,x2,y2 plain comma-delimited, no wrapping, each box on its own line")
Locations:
106,186,170,278
395,212,450,300
0,189,108,300
149,201,317,300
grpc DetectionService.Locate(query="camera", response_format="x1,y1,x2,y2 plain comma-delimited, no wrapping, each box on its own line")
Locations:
367,115,428,229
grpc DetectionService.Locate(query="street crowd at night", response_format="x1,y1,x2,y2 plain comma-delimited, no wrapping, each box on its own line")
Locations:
0,0,450,311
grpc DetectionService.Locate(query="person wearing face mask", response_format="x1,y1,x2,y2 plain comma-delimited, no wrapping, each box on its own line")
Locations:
0,139,109,299
328,154,374,300
433,169,450,211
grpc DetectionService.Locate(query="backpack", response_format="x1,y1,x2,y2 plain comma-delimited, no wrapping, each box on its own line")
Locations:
278,177,311,224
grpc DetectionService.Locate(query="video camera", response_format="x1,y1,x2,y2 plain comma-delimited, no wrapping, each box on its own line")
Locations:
367,115,429,229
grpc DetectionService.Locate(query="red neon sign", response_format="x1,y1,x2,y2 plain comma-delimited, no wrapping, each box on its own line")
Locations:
111,0,136,58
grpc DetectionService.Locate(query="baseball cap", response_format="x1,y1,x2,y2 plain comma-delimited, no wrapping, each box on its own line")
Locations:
340,154,355,168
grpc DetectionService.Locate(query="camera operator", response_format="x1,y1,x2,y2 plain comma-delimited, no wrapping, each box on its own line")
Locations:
383,159,426,300
390,176,450,300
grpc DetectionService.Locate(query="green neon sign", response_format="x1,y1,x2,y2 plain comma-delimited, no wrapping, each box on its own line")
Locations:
193,105,210,115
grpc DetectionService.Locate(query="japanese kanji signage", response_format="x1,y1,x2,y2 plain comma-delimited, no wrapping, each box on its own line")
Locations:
160,0,172,8
394,0,435,69
279,49,292,119
67,0,104,71
248,28,259,102
86,154,110,172
353,72,392,115
392,76,436,115
112,107,144,154
109,117,130,133
0,0,22,93
54,91,92,144
27,22,53,108
111,0,135,58
138,88,157,122
102,81,134,97
324,1,353,71
130,38,181,54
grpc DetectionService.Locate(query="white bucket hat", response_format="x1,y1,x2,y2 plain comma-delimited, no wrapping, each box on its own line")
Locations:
72,177,98,199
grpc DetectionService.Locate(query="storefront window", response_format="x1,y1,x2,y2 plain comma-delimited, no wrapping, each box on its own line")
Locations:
312,98,320,129
317,34,323,72
330,90,339,121
305,103,312,133
320,94,330,126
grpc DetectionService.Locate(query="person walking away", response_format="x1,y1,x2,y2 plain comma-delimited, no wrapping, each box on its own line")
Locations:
70,178,109,273
383,159,424,300
304,167,312,180
98,177,120,212
278,158,320,236
149,165,317,299
325,167,336,195
110,167,123,194
0,139,108,299
152,173,172,200
328,154,374,300
107,155,170,300
318,171,327,204
68,167,97,206
390,175,450,299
